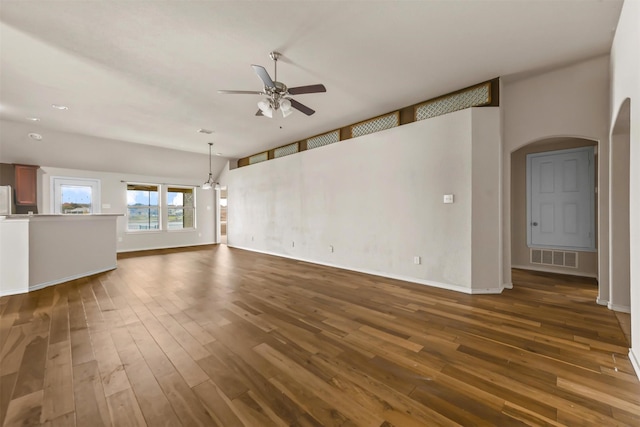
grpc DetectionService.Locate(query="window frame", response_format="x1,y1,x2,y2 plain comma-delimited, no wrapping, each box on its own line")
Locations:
166,185,196,231
126,182,161,233
125,183,198,233
51,176,101,215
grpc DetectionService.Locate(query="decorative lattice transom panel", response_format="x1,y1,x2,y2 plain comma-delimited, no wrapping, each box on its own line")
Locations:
249,152,268,164
415,83,491,121
274,142,299,158
307,130,340,150
351,112,399,138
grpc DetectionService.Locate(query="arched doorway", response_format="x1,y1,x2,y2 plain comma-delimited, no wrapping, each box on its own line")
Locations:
610,98,631,342
510,137,599,282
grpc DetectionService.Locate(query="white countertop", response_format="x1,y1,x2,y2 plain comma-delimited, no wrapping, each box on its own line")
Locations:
1,213,123,220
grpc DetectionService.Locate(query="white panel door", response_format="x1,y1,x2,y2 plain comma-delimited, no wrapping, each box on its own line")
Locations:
527,147,595,251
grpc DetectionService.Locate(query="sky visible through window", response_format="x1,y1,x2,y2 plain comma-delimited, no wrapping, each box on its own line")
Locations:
61,185,91,204
126,191,183,206
127,190,158,206
61,185,92,214
168,192,183,206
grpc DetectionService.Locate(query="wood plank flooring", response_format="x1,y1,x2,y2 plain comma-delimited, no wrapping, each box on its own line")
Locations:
1,245,639,426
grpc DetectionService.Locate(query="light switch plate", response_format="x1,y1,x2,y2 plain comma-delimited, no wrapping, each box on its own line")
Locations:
443,194,454,204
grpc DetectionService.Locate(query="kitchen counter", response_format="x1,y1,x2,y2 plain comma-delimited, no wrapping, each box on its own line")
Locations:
2,213,121,219
0,214,122,296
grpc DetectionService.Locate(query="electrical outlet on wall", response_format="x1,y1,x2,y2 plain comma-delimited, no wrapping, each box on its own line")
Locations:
414,256,421,265
329,245,334,253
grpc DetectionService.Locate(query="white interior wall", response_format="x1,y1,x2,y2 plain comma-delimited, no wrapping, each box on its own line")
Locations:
502,55,610,292
0,219,29,296
610,0,640,378
28,216,117,288
39,166,216,252
228,108,502,294
609,128,631,312
471,108,503,291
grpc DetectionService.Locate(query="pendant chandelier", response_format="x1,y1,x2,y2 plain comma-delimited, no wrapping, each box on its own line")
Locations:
202,142,219,190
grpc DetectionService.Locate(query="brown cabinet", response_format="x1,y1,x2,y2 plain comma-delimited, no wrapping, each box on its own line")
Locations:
14,164,39,205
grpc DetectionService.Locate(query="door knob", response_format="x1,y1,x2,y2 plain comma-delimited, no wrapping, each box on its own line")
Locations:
532,222,538,226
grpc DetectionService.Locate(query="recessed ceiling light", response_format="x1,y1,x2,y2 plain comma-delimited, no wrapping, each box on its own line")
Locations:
27,117,40,121
216,152,222,156
52,104,69,110
28,133,43,141
198,128,213,134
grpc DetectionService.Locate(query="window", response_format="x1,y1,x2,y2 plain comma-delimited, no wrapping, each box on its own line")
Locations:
167,186,195,230
52,177,100,214
127,184,159,231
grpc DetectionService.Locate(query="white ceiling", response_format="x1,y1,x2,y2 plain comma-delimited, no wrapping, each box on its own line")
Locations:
0,0,622,160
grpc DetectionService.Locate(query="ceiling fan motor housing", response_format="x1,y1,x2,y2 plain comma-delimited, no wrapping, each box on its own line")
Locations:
265,82,289,109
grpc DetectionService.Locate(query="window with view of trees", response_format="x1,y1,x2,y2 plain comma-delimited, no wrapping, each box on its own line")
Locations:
167,187,195,229
127,184,159,231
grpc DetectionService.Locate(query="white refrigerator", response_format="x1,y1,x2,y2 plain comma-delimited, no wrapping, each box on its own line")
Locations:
0,185,12,215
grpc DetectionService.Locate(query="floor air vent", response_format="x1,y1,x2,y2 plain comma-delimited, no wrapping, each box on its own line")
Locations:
530,249,578,268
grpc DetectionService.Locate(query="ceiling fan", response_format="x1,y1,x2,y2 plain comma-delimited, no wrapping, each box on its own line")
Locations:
218,51,326,118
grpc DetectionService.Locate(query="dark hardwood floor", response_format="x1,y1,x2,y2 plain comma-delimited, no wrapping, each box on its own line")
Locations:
1,245,639,426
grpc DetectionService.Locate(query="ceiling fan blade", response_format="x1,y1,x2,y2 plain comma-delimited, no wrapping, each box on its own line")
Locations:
218,90,264,95
251,65,275,88
288,98,315,116
287,84,327,95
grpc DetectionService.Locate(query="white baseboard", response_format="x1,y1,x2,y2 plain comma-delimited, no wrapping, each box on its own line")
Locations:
503,282,513,290
28,265,117,293
117,241,215,254
607,302,631,313
228,245,503,295
0,287,29,298
511,264,597,279
596,297,609,306
629,348,640,381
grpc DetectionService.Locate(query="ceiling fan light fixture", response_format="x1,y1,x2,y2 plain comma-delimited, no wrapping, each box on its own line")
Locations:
257,98,274,118
220,52,325,119
280,98,293,117
280,98,291,110
258,99,271,112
